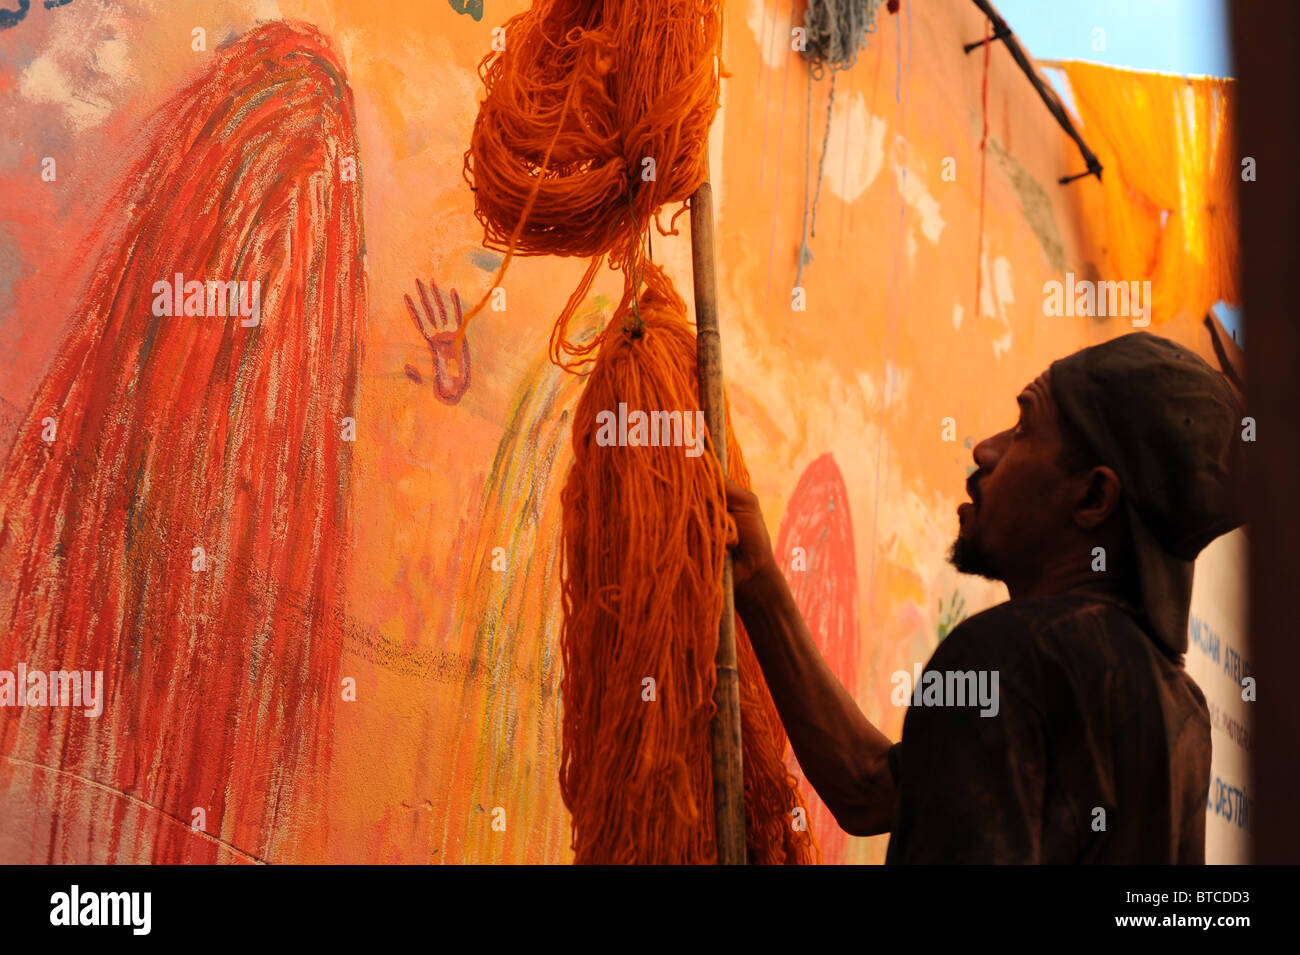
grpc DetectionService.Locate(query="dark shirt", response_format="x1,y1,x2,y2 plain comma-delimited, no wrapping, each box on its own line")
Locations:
884,591,1212,864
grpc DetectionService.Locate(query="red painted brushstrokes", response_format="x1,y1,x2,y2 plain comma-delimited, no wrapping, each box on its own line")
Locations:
774,453,860,864
0,21,365,863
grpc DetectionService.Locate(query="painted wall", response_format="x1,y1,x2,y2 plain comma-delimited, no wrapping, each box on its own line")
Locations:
1187,530,1252,864
0,0,1243,863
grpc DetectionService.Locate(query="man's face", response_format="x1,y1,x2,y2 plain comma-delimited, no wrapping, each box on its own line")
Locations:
950,370,1080,586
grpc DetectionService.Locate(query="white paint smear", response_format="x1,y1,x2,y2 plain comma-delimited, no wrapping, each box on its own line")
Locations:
892,137,946,244
824,94,887,202
976,251,1016,358
747,0,793,68
19,57,111,130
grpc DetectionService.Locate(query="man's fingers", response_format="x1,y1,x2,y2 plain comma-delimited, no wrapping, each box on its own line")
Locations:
723,476,754,510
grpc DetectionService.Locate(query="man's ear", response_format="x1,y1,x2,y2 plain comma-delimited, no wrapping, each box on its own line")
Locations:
1074,465,1123,530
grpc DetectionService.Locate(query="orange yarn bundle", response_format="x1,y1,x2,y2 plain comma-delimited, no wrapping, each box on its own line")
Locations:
460,0,727,367
559,261,817,864
461,0,811,863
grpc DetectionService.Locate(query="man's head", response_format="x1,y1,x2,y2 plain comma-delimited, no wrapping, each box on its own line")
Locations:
949,369,1131,595
949,332,1245,656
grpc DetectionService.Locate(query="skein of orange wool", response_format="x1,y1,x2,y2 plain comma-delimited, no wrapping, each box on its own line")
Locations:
559,261,818,864
459,0,728,366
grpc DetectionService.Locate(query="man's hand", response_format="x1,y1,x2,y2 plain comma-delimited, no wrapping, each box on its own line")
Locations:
723,477,779,593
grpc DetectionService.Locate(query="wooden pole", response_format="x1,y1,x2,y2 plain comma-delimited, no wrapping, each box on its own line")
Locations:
690,162,746,865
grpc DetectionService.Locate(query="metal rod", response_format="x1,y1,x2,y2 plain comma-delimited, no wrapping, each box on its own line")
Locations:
965,0,1103,184
962,21,1010,54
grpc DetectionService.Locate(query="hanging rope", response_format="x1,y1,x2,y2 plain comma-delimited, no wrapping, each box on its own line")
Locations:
796,0,889,289
795,68,816,290
974,16,991,321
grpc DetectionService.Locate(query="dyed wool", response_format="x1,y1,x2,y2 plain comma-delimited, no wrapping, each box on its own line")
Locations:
459,0,727,368
460,0,815,863
558,262,817,864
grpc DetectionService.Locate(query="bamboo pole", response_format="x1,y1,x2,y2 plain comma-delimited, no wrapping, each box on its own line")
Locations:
690,161,746,865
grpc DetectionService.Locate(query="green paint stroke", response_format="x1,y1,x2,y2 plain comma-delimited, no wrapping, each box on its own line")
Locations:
448,0,485,23
937,589,967,642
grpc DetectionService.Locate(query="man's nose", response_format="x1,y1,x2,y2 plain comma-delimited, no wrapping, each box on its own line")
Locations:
972,429,1010,473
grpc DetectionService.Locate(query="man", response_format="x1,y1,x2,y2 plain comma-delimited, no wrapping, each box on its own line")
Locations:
725,332,1245,863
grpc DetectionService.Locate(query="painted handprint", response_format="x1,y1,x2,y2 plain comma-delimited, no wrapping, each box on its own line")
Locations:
404,277,471,405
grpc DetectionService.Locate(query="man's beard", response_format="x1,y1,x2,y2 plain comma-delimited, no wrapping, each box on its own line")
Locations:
952,472,1001,581
948,531,1001,581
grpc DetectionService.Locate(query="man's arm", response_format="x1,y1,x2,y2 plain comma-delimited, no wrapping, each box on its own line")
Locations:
726,478,897,836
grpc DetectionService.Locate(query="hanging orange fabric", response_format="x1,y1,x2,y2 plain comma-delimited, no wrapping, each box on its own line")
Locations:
1059,61,1238,324
559,261,817,864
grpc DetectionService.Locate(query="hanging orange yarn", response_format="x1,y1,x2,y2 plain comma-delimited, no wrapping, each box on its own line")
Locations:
462,0,813,863
559,261,817,864
460,0,727,367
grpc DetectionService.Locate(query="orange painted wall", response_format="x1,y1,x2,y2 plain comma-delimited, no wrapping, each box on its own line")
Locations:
0,0,1236,863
